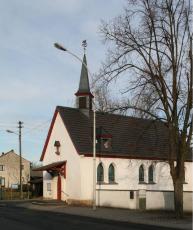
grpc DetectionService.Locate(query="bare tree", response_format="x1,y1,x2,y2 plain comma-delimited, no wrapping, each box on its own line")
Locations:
94,84,114,112
93,83,128,114
98,0,192,218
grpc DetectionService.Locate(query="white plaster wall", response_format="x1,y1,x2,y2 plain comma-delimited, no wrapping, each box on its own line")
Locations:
80,157,93,200
80,157,193,209
146,191,174,210
146,191,192,212
43,171,52,199
96,190,137,209
52,176,58,199
43,113,81,201
61,178,67,200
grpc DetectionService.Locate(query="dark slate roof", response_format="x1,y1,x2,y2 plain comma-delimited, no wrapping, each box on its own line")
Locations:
57,106,192,161
76,54,91,94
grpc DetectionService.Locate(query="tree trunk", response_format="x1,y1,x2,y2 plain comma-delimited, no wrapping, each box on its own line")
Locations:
173,179,183,218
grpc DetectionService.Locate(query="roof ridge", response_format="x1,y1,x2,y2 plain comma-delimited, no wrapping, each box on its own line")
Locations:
56,106,163,123
56,106,78,110
96,111,160,123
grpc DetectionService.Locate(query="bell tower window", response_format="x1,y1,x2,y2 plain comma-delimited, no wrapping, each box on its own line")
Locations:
96,127,112,152
79,97,87,109
101,138,112,151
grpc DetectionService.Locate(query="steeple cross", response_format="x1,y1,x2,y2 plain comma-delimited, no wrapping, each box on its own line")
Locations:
82,40,87,53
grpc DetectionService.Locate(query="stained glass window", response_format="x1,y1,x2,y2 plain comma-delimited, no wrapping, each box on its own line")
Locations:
108,164,115,182
139,165,144,182
97,163,104,183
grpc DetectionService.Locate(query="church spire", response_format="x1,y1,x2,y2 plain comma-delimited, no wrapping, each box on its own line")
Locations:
76,53,90,94
75,40,93,113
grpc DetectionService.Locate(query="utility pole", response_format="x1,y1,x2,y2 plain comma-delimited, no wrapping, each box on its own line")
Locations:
18,121,23,199
190,35,193,101
190,36,193,149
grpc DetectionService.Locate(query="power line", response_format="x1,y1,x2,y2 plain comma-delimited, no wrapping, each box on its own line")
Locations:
24,119,51,135
0,119,51,135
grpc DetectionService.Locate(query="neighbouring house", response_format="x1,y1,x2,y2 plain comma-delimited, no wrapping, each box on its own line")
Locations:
35,53,193,211
0,150,31,188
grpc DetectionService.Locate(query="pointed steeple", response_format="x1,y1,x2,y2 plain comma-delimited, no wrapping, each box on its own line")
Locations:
76,54,91,94
75,50,93,113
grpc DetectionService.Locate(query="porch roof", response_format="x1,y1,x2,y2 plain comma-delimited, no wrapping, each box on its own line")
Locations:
33,161,66,172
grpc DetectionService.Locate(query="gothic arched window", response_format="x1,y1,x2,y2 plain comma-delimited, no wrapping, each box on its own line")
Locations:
108,164,115,183
97,163,104,183
148,165,154,183
139,165,144,182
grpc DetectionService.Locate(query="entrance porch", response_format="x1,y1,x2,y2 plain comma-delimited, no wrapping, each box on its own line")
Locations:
33,161,66,201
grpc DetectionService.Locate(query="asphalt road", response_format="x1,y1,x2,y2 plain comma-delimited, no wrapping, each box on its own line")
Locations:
0,203,177,230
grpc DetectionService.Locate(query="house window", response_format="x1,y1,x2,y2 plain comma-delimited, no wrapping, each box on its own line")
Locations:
47,183,51,191
54,141,61,155
148,165,154,183
108,164,115,183
0,177,5,186
97,163,104,183
21,165,24,170
0,165,5,171
139,165,145,182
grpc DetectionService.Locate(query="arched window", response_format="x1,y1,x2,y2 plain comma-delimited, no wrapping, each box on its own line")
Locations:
139,165,144,182
108,164,115,183
97,163,104,183
148,165,154,183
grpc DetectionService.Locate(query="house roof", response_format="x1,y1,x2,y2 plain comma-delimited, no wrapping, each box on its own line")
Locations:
41,106,192,161
0,150,30,162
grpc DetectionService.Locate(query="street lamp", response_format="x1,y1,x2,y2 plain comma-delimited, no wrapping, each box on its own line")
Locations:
6,121,23,199
54,42,97,210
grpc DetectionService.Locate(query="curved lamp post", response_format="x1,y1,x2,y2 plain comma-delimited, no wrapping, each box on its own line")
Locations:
54,43,96,210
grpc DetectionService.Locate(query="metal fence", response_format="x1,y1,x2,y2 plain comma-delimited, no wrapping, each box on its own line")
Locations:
0,186,31,200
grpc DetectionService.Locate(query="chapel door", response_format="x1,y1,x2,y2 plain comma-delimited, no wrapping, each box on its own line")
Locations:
57,175,61,200
139,189,146,210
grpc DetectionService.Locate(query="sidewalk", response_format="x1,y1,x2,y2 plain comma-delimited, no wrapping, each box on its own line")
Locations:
14,201,192,230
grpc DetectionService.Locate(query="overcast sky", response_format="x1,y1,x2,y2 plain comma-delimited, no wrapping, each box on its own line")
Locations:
0,0,126,163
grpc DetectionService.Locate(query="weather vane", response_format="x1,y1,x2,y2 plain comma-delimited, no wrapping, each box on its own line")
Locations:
82,40,87,53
